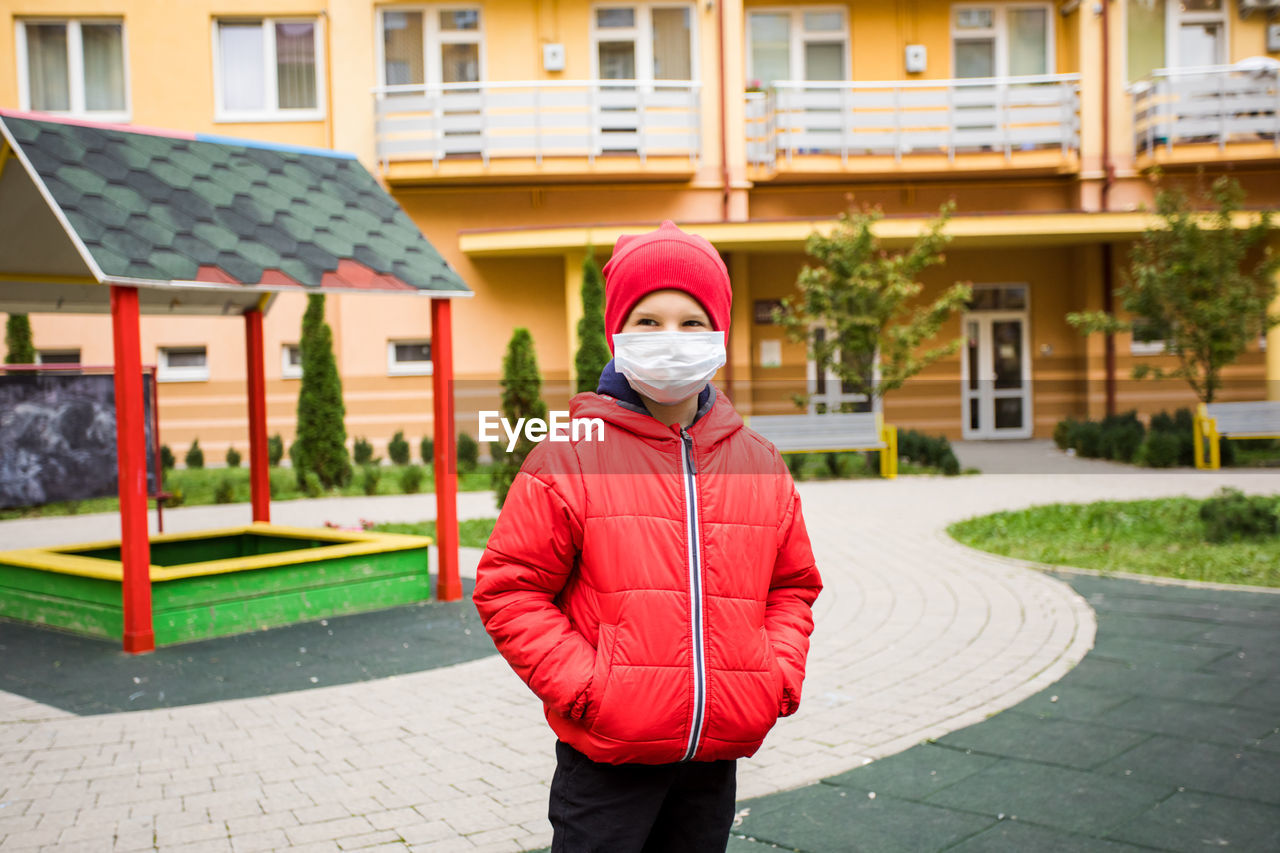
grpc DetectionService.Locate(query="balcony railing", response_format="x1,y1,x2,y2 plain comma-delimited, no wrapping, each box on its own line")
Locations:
746,74,1081,168
1132,63,1280,155
373,80,701,169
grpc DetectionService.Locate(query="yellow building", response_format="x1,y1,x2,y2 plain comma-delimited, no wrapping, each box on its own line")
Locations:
2,0,1278,458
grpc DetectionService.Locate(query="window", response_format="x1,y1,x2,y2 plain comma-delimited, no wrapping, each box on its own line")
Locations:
378,7,482,89
36,349,81,365
807,326,876,414
214,18,323,121
747,8,847,89
591,5,695,83
157,346,209,382
16,19,128,119
388,340,432,376
1126,0,1227,81
952,4,1051,78
281,344,302,379
1129,316,1171,356
1174,0,1225,69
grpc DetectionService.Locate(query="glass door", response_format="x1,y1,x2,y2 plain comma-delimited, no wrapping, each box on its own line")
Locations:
962,311,1032,439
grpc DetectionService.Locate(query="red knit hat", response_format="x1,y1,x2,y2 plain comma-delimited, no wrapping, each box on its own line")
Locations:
602,220,731,352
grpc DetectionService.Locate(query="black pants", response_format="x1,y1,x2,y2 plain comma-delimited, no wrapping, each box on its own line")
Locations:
549,740,737,853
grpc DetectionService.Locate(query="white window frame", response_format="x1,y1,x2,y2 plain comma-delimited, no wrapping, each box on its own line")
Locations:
745,6,849,86
805,324,881,416
374,5,485,90
387,340,433,376
1128,314,1172,356
35,349,81,365
281,343,302,379
14,17,131,121
212,16,325,123
157,346,209,383
950,3,1055,79
590,3,700,85
1164,0,1229,69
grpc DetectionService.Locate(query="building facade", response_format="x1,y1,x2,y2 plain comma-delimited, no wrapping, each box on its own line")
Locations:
2,0,1279,460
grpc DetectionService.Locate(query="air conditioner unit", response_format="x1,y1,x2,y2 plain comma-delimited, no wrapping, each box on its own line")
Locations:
1238,0,1280,18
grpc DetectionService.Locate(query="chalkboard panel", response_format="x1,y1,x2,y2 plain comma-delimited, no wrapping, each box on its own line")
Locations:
0,372,157,509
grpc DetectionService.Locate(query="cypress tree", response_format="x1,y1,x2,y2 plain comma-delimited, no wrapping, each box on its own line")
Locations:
5,314,35,364
294,294,352,489
492,328,548,508
574,252,611,394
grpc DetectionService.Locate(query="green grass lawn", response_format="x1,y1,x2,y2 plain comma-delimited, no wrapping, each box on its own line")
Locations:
0,464,498,521
948,496,1280,588
370,518,497,549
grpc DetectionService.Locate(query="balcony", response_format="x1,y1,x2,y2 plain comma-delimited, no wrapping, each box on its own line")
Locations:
373,80,701,183
746,74,1080,179
1131,62,1280,167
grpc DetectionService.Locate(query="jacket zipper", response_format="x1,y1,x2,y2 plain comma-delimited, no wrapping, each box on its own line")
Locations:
678,426,706,762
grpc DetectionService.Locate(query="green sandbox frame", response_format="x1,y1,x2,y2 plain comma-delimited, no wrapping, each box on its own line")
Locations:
0,523,432,646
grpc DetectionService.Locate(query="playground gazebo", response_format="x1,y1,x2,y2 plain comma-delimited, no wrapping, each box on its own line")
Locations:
0,111,471,653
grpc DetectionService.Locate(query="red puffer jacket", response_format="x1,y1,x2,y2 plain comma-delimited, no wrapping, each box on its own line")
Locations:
473,387,822,766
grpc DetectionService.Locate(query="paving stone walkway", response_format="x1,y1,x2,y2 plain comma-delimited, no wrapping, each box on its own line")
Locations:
0,466,1275,851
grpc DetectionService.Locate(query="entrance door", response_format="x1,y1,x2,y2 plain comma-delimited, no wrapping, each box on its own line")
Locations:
962,311,1032,439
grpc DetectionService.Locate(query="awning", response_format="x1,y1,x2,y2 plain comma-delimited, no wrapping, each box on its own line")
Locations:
0,111,470,315
458,210,1275,257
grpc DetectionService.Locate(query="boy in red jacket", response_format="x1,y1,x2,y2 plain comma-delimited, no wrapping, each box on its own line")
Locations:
474,221,822,853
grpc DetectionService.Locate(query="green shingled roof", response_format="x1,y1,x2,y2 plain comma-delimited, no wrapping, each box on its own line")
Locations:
0,113,468,295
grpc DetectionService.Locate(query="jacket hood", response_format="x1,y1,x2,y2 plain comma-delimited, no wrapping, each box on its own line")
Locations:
571,359,742,446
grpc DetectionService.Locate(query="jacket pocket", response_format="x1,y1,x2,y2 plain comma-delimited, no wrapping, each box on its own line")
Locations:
762,628,786,715
581,623,617,730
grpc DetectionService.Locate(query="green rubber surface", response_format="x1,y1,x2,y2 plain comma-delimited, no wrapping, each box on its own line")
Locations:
732,572,1280,852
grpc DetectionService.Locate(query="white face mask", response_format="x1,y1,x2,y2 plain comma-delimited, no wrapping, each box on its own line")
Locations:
612,331,726,405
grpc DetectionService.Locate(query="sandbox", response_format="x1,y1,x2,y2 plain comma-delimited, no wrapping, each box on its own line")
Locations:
0,523,432,646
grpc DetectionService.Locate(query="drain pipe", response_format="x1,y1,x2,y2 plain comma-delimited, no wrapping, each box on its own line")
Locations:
715,0,735,400
1100,0,1117,415
717,0,731,221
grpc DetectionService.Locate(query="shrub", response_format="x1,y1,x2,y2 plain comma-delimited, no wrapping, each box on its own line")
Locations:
1136,431,1181,468
457,432,479,473
784,453,806,481
1199,487,1279,543
268,433,284,467
294,293,351,489
574,253,610,394
420,436,434,465
4,314,35,364
159,444,176,471
185,438,204,469
1099,411,1145,463
353,436,375,466
163,486,185,507
269,469,291,498
225,446,242,468
361,464,381,496
388,430,411,466
1053,417,1079,451
897,429,960,475
1074,422,1105,458
303,471,323,498
399,465,425,494
492,328,548,508
213,478,235,504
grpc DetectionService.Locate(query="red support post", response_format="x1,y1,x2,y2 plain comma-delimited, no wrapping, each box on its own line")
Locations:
110,285,155,654
244,308,271,523
431,297,462,602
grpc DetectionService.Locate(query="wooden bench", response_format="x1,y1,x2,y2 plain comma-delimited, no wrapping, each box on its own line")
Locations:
746,412,899,478
1194,401,1280,469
